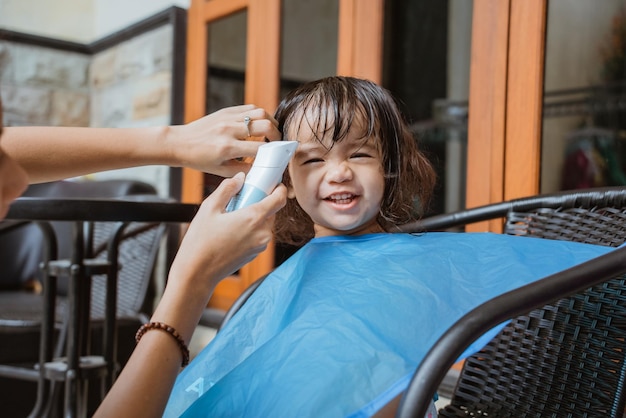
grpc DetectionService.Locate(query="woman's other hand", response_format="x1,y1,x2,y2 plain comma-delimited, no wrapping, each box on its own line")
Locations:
167,104,282,177
167,172,286,298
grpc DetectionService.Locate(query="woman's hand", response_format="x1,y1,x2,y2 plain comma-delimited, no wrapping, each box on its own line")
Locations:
95,175,285,418
167,172,286,297
166,104,282,177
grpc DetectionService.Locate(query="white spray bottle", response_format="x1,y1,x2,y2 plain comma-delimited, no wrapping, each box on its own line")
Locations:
226,141,298,211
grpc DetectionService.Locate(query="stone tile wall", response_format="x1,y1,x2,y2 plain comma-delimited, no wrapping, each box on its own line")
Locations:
86,24,174,195
0,22,175,196
0,42,91,127
90,24,173,129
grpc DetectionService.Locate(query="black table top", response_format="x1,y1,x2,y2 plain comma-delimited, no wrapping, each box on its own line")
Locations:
4,196,199,224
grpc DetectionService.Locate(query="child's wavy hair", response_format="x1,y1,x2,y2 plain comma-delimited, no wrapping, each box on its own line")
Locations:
273,76,436,246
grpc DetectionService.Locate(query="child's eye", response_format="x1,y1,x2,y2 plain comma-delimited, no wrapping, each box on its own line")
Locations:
350,153,372,159
303,158,324,164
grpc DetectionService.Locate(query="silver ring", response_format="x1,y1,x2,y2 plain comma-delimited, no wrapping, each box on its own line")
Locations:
243,116,251,137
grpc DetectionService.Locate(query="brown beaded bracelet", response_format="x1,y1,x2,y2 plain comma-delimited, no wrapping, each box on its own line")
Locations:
135,321,190,367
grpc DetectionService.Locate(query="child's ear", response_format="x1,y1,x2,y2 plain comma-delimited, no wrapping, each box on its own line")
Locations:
287,185,296,199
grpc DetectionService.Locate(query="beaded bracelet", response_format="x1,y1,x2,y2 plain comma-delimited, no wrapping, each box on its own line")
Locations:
135,321,190,367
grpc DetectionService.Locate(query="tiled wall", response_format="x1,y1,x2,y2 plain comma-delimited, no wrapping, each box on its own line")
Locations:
0,11,180,196
90,24,173,129
0,42,91,127
86,23,175,195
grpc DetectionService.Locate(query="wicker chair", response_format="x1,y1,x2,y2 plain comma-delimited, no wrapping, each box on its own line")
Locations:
214,187,626,417
396,186,626,418
0,180,170,417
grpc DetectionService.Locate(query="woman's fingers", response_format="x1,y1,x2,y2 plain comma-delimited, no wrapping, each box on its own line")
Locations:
170,104,283,177
235,107,281,141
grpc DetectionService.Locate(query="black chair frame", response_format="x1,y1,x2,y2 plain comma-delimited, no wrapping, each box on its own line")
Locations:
1,197,198,417
396,186,626,417
397,246,626,417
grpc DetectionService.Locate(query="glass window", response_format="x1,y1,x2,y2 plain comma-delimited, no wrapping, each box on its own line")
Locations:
383,0,473,215
203,11,248,195
280,0,338,96
542,1,626,193
206,11,247,114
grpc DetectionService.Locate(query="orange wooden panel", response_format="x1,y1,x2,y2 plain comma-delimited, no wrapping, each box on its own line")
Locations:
245,0,281,110
181,0,281,307
182,0,209,204
337,0,356,77
465,0,511,233
503,0,547,201
204,0,248,21
353,0,383,83
183,0,251,205
236,0,282,289
337,0,384,84
210,276,248,311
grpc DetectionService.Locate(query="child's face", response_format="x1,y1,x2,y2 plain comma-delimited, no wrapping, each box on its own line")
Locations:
287,113,385,238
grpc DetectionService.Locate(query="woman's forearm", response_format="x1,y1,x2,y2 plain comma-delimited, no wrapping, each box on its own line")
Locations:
93,276,214,418
3,104,283,184
2,126,173,183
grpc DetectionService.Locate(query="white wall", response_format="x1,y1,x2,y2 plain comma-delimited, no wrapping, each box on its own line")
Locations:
0,0,188,43
93,0,189,41
0,0,96,42
0,0,335,82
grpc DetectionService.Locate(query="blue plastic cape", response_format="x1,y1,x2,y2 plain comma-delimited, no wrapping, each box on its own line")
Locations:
163,232,613,417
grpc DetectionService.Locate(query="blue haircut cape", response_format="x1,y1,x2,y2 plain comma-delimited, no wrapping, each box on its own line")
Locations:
163,232,613,417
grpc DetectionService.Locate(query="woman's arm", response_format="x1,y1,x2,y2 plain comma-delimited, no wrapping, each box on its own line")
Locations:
93,173,286,417
3,104,281,183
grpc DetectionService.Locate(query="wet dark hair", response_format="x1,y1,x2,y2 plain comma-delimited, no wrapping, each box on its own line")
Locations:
273,76,436,246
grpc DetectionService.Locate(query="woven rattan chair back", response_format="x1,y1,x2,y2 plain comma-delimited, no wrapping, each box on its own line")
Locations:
89,218,165,320
429,187,626,417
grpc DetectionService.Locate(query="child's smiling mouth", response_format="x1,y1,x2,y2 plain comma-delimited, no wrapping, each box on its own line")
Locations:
325,193,358,205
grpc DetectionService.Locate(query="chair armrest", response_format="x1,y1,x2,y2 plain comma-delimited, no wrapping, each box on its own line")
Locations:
396,245,626,418
400,186,626,232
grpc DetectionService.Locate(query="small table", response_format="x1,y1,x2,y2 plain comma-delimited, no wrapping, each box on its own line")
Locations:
2,197,198,417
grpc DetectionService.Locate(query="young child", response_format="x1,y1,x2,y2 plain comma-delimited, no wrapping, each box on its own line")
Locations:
273,76,437,246
164,77,612,418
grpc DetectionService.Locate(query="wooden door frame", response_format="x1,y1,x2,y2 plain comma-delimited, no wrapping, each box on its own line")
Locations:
182,0,281,206
337,0,384,83
465,0,547,232
183,0,384,198
182,0,281,309
183,0,384,309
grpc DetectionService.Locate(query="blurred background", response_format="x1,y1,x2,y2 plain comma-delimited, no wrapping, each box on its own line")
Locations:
2,0,626,325
2,0,625,214
1,1,626,414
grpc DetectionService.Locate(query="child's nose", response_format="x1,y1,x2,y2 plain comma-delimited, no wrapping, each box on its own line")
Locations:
326,161,353,183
